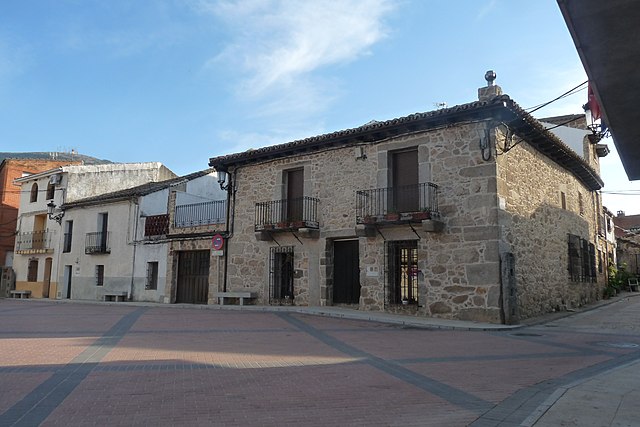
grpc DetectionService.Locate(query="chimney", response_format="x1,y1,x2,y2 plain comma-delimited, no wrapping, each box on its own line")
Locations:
478,70,503,102
617,210,625,217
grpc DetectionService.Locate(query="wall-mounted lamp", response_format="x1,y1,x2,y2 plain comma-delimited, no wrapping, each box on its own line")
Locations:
217,170,231,191
47,201,65,224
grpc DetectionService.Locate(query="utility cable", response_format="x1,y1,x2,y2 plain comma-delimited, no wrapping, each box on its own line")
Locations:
525,81,588,114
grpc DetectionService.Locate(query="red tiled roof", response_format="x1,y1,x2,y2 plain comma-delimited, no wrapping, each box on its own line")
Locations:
209,95,603,190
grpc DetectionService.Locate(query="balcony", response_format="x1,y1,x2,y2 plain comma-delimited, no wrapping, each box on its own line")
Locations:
145,214,169,237
85,232,110,254
255,196,319,232
356,183,441,229
174,200,226,228
16,230,54,253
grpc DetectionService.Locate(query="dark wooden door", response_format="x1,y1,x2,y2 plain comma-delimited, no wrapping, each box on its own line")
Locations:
333,240,360,304
392,149,418,212
286,168,304,221
176,251,210,304
99,213,108,252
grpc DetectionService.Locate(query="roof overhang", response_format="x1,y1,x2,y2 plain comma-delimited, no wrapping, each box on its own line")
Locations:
210,96,603,190
558,0,640,180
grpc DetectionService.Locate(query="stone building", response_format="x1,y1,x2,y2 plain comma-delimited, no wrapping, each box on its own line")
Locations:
209,74,607,324
613,211,640,276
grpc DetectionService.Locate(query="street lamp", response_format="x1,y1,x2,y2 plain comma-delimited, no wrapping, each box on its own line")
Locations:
46,201,65,224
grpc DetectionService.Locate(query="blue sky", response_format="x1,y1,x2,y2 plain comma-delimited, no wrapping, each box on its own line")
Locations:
1,0,638,213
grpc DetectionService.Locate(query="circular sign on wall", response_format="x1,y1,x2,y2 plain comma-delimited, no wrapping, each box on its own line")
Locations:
212,234,224,251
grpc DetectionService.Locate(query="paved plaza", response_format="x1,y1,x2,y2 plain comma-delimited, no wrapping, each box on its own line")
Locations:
1,296,639,426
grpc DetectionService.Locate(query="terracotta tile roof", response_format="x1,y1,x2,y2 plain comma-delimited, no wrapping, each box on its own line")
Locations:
209,95,603,191
613,214,640,238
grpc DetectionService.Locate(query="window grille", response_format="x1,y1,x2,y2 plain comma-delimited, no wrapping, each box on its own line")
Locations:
386,240,419,305
567,234,596,282
269,246,294,304
96,265,104,286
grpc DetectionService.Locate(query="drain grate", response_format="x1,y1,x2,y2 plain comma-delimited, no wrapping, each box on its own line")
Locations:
596,342,639,349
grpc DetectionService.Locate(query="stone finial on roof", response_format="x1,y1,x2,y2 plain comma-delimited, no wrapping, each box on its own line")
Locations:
478,70,503,102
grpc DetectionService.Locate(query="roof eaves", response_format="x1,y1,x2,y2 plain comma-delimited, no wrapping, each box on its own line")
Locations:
501,99,604,190
209,99,505,169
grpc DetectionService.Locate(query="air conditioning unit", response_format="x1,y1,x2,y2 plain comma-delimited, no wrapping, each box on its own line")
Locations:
49,174,62,185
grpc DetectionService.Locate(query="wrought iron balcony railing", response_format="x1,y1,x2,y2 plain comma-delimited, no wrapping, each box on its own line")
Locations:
356,182,439,224
174,200,226,228
255,196,319,231
16,230,53,252
85,231,110,254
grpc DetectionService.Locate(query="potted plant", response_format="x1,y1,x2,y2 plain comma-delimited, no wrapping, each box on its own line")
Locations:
411,209,431,221
384,210,400,221
363,215,376,225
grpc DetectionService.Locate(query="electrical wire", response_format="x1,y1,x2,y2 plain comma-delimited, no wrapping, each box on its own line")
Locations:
525,81,588,114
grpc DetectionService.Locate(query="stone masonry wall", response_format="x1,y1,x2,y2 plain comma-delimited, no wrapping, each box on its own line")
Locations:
225,121,504,322
495,129,603,320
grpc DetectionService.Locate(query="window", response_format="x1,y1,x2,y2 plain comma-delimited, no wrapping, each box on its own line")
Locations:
96,265,104,286
392,149,419,213
285,168,304,221
598,250,603,273
567,234,596,282
269,246,294,303
30,183,38,203
27,259,38,282
63,221,73,253
388,240,419,304
46,183,55,200
578,192,584,216
560,191,566,210
146,262,159,290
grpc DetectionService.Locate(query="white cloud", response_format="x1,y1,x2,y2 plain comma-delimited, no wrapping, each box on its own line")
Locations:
201,0,394,96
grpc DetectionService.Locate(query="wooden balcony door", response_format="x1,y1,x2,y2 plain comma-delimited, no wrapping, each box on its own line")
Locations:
286,168,304,222
392,149,418,213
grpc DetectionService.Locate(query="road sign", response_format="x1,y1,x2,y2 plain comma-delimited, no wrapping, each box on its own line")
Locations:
212,234,224,251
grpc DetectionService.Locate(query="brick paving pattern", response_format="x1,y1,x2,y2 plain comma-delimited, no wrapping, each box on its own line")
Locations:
1,298,639,426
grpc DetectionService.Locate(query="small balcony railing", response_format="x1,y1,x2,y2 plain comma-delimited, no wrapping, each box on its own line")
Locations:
85,232,110,254
16,230,53,252
145,214,169,236
174,200,226,228
356,182,439,224
255,196,319,231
